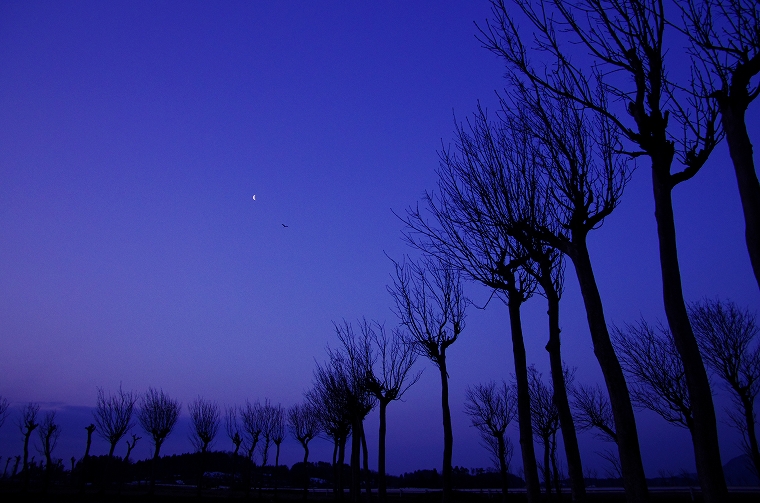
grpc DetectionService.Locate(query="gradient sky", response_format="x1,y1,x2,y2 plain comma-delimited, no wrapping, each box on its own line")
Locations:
1,0,758,478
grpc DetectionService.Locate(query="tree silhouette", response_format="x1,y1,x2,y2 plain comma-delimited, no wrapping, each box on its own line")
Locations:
271,403,286,497
93,385,136,458
240,400,264,494
362,321,420,502
225,405,243,456
690,298,760,478
125,433,140,461
389,256,466,503
289,401,321,500
18,402,39,487
529,366,566,496
613,321,693,430
137,388,181,491
482,1,726,499
37,411,60,488
681,0,760,291
189,396,220,454
307,362,352,502
571,383,617,444
464,381,516,502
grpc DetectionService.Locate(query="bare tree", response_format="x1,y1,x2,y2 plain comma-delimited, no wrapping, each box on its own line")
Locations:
37,411,60,485
482,1,726,499
83,423,96,459
389,256,466,502
307,362,352,502
137,388,181,491
613,321,693,430
125,433,140,461
271,404,286,497
189,397,220,454
93,385,136,458
362,321,420,503
681,0,760,290
289,401,321,500
225,406,243,456
464,381,516,502
571,383,617,443
260,399,278,467
690,298,760,477
240,400,264,463
528,366,562,496
18,402,39,477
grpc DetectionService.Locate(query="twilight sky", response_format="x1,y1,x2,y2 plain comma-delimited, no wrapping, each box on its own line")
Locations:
1,0,758,478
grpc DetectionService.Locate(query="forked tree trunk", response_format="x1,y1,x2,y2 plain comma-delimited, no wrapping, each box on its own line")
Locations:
567,240,649,503
652,161,727,503
505,281,542,503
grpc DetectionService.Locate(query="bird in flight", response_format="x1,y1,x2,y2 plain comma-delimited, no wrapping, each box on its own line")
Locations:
282,223,288,228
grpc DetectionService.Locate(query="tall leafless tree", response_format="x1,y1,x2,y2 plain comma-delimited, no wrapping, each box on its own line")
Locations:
351,320,421,502
332,320,377,503
307,362,352,502
289,401,321,500
403,106,543,502
225,405,243,456
613,321,694,430
464,381,516,502
137,388,181,491
681,0,760,290
690,298,760,477
189,397,220,454
93,385,136,458
271,404,286,498
241,400,264,463
482,1,726,499
389,256,466,503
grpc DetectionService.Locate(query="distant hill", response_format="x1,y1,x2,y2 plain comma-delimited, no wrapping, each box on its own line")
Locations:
723,454,759,487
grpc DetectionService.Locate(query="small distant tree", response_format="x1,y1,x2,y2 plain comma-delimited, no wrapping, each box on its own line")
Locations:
189,397,220,454
464,381,516,502
18,402,40,477
93,385,136,457
389,256,467,503
125,433,140,461
690,299,760,477
137,388,181,491
528,367,560,496
37,411,60,486
225,406,243,456
289,402,321,500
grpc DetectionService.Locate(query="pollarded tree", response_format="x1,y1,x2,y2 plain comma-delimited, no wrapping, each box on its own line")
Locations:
483,1,726,499
241,400,264,463
362,321,421,503
93,385,137,458
681,0,760,291
225,406,243,456
389,256,466,503
138,388,181,491
690,299,760,477
464,381,516,503
37,411,60,486
18,402,39,477
189,397,220,454
613,321,693,430
289,401,321,500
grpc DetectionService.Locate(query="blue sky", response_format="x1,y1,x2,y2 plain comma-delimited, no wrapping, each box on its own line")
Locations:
0,0,758,477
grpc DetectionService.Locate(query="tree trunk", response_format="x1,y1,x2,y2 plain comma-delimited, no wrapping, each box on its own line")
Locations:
497,434,509,503
438,353,454,503
505,281,542,503
350,418,361,503
332,440,339,502
303,442,311,501
568,240,650,503
651,160,728,503
338,435,347,502
543,274,586,502
719,95,760,291
542,436,551,495
361,423,371,498
551,432,561,497
378,399,388,502
740,394,760,479
108,441,116,458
